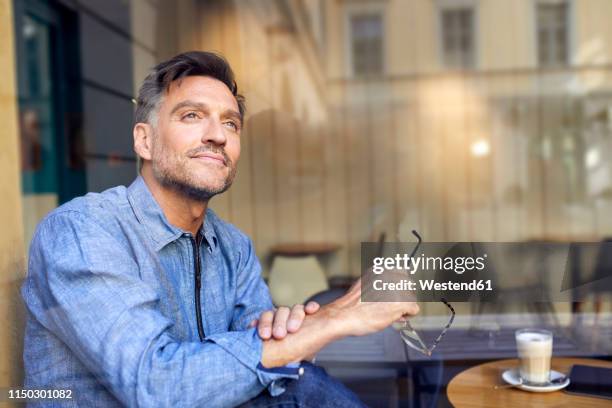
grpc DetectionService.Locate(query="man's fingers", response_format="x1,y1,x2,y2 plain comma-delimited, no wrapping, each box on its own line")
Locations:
286,304,306,333
258,303,317,340
248,319,258,328
404,302,420,316
304,301,320,314
258,310,274,339
272,306,291,338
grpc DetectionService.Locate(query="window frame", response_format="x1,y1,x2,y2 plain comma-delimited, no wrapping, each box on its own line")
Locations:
344,2,387,78
533,0,575,68
436,0,479,71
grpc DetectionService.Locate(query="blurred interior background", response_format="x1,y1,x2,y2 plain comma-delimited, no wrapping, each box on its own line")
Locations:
1,0,612,406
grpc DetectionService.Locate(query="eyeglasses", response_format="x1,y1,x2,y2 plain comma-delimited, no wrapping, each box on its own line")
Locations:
394,230,456,356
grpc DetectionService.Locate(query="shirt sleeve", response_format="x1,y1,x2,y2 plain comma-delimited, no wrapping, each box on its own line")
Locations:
228,233,303,396
230,234,275,331
21,211,299,407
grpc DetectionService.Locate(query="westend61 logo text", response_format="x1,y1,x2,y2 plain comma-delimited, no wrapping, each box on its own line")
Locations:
371,253,487,275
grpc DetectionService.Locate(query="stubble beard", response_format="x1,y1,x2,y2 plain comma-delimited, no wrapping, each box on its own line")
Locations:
151,142,237,202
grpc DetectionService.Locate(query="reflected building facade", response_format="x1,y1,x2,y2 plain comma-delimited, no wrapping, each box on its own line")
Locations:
320,0,612,274
9,0,612,278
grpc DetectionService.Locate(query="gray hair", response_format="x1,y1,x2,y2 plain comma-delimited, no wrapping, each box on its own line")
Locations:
134,51,246,127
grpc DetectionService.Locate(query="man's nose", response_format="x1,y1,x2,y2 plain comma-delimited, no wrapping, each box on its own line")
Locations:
202,118,227,146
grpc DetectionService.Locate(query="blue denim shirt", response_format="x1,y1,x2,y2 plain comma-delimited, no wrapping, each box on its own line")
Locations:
21,176,301,407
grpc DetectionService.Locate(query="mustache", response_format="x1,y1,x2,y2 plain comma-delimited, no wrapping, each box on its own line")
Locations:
187,144,232,166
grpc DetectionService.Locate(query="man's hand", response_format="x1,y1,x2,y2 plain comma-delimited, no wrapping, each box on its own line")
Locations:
326,278,419,337
250,302,320,340
260,278,419,368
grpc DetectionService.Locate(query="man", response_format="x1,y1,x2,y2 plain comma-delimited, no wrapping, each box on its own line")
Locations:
22,51,419,407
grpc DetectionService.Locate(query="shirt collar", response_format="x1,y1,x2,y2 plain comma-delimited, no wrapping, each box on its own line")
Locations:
127,176,218,251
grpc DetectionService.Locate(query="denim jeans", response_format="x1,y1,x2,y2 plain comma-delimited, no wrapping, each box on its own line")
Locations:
239,362,369,408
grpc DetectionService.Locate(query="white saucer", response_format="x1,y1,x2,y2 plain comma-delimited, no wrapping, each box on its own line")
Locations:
501,369,570,392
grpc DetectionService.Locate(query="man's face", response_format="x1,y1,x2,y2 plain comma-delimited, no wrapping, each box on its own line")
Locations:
149,75,241,201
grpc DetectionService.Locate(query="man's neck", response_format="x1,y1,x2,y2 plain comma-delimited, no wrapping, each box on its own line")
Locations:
141,168,208,236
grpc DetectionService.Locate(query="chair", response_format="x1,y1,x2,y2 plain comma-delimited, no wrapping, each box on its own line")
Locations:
267,255,329,306
468,241,562,329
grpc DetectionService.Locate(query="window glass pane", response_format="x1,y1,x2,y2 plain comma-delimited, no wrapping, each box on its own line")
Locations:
441,8,474,69
537,2,568,66
351,13,383,75
6,1,612,392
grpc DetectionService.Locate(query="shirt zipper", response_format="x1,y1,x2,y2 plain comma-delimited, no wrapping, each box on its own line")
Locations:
191,234,205,341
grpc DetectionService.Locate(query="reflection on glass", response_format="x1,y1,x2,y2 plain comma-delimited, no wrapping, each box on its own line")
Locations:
19,14,56,194
537,2,569,67
20,108,42,171
350,12,383,76
441,7,475,69
10,0,612,316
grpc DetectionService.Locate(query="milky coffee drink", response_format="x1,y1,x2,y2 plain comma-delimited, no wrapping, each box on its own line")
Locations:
515,329,553,384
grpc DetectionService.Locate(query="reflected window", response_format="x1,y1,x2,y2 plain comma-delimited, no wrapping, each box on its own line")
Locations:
349,13,383,76
15,0,85,250
440,7,475,69
537,1,569,67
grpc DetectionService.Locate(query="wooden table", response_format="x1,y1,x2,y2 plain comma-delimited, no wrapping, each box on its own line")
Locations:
447,358,612,407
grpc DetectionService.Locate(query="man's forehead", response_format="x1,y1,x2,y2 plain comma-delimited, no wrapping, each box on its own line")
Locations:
165,76,238,110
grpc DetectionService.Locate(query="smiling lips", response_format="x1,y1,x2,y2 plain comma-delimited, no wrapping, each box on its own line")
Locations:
192,152,226,166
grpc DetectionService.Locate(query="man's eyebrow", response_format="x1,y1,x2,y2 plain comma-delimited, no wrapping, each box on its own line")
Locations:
223,109,242,125
170,100,208,115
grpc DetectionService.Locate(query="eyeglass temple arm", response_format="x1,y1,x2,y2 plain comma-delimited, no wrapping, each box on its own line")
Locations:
409,230,422,259
401,319,429,351
427,299,456,354
402,230,428,351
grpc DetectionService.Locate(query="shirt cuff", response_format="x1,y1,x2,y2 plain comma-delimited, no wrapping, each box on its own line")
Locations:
205,328,302,397
256,362,303,396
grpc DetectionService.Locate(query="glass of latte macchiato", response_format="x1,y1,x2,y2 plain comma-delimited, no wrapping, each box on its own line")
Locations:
515,329,553,385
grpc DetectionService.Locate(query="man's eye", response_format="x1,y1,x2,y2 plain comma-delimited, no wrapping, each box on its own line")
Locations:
182,112,199,120
224,121,238,131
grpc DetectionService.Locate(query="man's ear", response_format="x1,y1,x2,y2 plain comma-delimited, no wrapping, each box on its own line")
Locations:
133,122,153,161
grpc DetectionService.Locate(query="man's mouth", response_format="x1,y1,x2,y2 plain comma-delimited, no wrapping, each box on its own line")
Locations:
191,152,227,166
